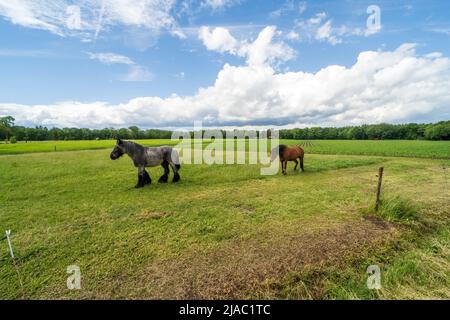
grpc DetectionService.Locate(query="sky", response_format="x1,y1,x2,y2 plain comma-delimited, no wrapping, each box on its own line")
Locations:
0,0,449,129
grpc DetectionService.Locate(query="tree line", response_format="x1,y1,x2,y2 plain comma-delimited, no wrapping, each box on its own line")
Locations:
0,116,449,142
279,121,450,141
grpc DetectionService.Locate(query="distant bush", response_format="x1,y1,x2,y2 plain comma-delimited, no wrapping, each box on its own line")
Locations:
10,136,17,144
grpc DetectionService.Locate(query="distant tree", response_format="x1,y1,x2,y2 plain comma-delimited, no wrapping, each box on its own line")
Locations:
424,122,450,140
0,116,15,141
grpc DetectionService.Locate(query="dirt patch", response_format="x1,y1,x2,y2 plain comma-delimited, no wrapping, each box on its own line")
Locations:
363,214,391,229
126,218,398,299
233,203,256,214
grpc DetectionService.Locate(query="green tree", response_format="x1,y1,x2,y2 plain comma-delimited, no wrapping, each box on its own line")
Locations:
0,116,15,141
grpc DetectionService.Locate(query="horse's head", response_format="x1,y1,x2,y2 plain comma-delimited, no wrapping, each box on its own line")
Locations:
110,139,125,160
269,146,279,162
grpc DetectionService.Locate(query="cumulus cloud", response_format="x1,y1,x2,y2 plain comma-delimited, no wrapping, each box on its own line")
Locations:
199,25,295,67
198,26,238,53
2,43,450,128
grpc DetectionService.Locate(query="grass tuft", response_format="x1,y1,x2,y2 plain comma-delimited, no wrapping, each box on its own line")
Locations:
378,196,419,223
361,195,419,223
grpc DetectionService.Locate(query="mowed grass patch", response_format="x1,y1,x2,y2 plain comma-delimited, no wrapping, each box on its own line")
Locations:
1,139,450,159
0,139,178,155
0,149,384,298
281,139,450,159
0,149,448,299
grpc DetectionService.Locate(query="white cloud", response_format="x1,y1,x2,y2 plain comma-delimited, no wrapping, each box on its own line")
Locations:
202,0,238,10
0,0,178,41
2,43,450,128
295,11,381,45
270,0,307,18
199,26,295,67
315,20,341,45
121,65,153,82
429,28,450,36
88,52,135,65
298,1,307,14
198,26,238,53
286,31,300,40
238,26,296,67
88,52,152,82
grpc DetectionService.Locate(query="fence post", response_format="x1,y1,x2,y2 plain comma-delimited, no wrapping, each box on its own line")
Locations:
375,167,384,211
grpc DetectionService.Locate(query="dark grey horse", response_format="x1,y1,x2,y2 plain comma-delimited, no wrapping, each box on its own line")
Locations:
110,139,181,188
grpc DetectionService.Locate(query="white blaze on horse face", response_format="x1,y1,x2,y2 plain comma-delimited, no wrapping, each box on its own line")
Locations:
203,130,224,165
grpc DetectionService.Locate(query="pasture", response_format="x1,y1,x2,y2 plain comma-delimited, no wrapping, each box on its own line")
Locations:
1,139,450,158
0,140,449,299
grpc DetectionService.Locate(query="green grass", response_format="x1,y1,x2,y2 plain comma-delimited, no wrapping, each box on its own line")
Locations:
0,141,449,299
1,139,450,159
282,139,450,159
0,139,177,155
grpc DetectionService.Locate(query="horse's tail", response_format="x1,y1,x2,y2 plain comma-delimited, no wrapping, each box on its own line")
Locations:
170,148,181,170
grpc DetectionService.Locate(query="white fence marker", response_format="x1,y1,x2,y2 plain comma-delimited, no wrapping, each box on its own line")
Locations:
5,230,14,259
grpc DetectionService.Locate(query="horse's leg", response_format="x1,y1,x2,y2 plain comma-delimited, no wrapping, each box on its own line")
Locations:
282,160,287,175
143,169,152,185
169,162,181,183
300,156,304,172
294,159,299,171
135,167,145,188
158,160,169,183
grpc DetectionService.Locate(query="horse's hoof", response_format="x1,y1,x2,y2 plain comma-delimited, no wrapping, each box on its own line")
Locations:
158,176,169,183
172,174,180,183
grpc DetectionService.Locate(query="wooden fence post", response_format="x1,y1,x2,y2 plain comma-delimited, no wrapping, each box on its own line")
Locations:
375,167,384,211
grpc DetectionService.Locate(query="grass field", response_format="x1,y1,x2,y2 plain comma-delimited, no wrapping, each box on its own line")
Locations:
1,139,450,159
0,140,449,299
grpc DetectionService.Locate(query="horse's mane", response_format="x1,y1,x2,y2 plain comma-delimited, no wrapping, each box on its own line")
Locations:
278,144,288,156
122,140,145,155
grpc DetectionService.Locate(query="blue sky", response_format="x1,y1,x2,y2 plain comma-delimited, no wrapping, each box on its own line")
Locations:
0,0,449,128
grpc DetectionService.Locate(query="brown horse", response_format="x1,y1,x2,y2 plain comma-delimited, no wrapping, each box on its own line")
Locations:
270,144,304,175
